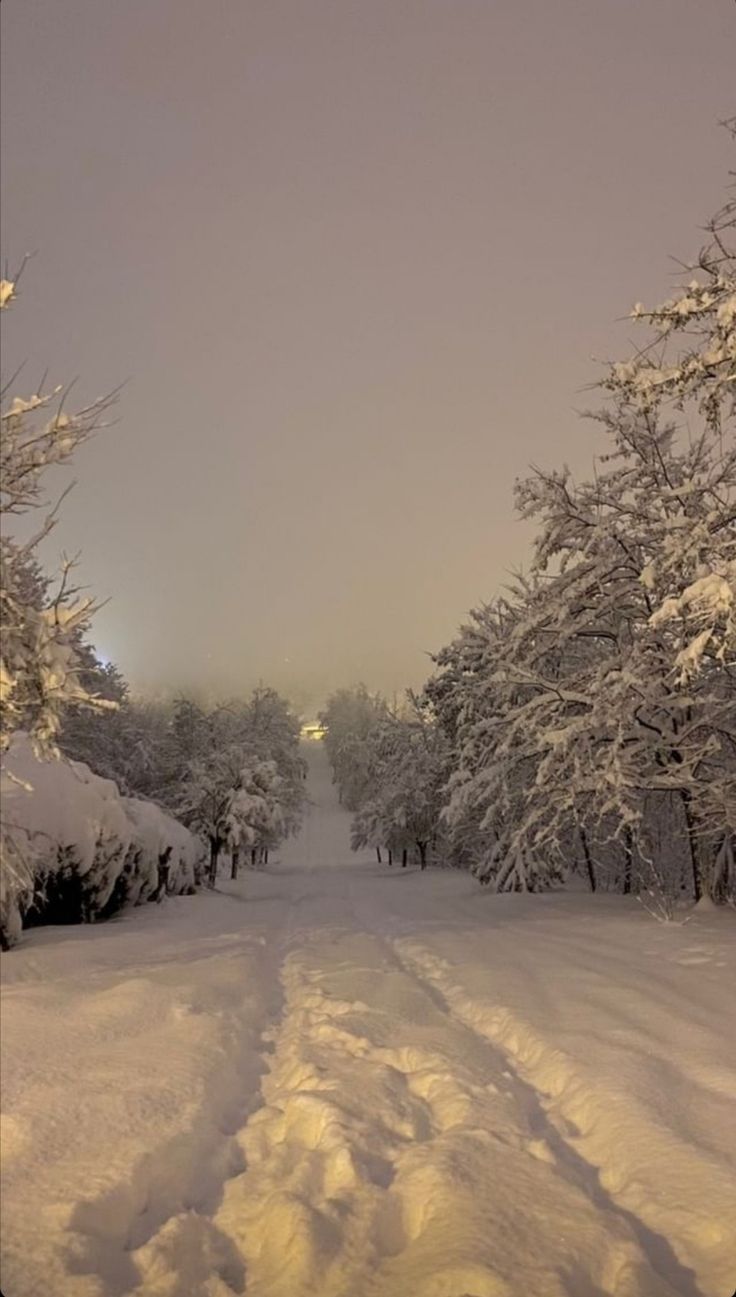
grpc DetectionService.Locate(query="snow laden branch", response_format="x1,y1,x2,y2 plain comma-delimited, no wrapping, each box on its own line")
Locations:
432,415,735,901
0,278,117,756
602,167,736,678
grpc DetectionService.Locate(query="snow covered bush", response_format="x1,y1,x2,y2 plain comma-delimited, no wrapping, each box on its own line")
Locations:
0,733,204,948
121,797,203,909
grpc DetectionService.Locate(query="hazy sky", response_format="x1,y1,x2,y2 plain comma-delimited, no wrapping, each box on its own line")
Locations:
2,1,734,711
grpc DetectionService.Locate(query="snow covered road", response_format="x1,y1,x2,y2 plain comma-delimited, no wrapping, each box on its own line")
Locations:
2,744,735,1297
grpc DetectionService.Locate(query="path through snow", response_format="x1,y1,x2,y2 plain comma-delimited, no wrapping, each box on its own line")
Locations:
2,742,735,1297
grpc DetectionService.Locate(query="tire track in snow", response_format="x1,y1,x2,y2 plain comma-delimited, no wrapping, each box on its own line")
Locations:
206,917,685,1297
64,928,289,1297
391,938,707,1297
112,890,355,1295
209,932,425,1297
116,887,334,1297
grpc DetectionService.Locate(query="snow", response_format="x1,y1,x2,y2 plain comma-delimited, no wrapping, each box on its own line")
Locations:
2,741,735,1297
4,733,133,877
1,735,203,941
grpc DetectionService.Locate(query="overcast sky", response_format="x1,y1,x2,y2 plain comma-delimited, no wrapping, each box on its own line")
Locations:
2,0,733,712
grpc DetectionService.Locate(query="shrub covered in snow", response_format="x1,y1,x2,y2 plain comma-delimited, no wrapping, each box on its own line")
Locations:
0,734,205,948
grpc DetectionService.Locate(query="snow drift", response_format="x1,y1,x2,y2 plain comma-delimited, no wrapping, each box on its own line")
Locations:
0,733,205,947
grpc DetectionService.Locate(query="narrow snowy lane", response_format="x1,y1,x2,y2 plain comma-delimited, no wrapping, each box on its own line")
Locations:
2,743,735,1297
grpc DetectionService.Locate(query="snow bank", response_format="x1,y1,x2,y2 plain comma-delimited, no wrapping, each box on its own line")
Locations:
0,733,204,946
393,905,736,1297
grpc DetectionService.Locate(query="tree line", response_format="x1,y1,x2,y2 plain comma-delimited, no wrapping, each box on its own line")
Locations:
322,169,735,909
0,273,305,936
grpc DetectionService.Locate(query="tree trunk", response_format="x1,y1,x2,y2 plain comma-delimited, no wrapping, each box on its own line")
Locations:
680,790,704,902
579,827,596,893
417,841,427,871
401,849,407,868
209,838,220,887
376,846,382,864
264,848,269,866
711,833,734,904
159,846,173,901
251,848,257,868
231,847,240,881
388,849,393,866
622,827,633,896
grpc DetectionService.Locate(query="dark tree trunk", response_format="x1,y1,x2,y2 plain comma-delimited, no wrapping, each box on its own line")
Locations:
251,848,257,868
264,848,269,866
388,849,393,867
231,847,240,881
402,849,407,868
711,833,734,904
209,838,221,887
376,846,382,864
622,827,633,896
579,827,596,893
680,790,703,902
417,841,427,871
154,846,172,901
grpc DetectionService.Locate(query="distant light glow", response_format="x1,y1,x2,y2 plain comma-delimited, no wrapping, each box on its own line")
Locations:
300,723,326,740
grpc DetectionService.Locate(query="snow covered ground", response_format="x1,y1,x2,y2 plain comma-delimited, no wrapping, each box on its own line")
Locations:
1,742,735,1297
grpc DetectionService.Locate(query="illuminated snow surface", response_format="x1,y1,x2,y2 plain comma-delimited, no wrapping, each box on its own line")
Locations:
1,743,735,1297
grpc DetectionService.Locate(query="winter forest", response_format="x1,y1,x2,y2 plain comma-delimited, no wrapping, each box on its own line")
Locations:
3,166,734,942
1,6,736,1297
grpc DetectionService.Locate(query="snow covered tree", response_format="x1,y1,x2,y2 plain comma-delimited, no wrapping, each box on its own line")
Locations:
164,688,305,834
349,702,450,869
0,276,116,755
427,160,735,903
1,276,117,935
603,154,735,679
320,685,389,809
227,758,287,877
58,650,130,781
234,686,306,834
434,415,734,900
176,689,305,885
178,747,245,885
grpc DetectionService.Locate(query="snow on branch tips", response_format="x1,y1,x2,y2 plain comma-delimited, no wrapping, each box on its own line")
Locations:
601,168,736,679
0,276,118,757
